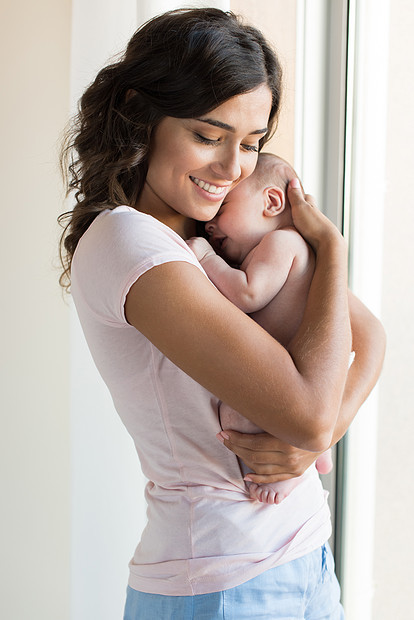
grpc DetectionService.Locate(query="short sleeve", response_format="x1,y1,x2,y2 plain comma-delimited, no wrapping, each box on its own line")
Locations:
71,206,203,327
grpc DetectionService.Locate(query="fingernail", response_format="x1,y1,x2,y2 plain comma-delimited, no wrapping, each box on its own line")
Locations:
290,177,300,189
216,433,225,443
244,476,252,482
221,432,230,440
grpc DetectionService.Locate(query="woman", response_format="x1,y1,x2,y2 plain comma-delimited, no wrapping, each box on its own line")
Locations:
59,8,385,619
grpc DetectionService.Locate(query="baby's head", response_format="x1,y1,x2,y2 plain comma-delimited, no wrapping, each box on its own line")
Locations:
205,153,298,264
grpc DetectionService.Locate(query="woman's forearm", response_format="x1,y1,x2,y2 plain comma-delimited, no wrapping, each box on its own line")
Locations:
287,238,352,445
282,181,353,447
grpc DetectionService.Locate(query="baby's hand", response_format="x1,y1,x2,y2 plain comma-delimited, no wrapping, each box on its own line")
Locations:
186,237,216,263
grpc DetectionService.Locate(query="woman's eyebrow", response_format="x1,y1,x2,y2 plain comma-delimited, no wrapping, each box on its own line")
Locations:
195,117,268,135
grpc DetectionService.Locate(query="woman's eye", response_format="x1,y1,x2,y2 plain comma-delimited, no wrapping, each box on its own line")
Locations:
241,143,259,153
194,133,220,145
193,132,258,152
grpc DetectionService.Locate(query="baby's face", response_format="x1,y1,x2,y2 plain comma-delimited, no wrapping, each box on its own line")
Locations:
205,176,270,264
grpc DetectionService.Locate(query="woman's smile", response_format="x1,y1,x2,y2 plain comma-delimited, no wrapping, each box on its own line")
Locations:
189,176,230,197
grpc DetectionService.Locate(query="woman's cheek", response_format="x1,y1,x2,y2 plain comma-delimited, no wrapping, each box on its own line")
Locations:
242,152,259,180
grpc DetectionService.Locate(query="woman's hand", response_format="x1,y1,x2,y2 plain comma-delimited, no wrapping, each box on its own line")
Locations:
217,430,324,483
287,178,346,253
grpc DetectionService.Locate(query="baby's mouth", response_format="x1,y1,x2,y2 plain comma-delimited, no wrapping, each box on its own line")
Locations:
210,235,227,253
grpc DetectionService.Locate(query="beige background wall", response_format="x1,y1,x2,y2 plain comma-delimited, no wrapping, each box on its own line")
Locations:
231,0,297,163
1,0,72,618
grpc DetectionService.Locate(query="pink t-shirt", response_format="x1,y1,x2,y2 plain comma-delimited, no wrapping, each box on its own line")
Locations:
71,206,331,596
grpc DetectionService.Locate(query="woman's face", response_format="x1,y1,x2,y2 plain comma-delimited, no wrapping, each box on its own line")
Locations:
141,83,272,230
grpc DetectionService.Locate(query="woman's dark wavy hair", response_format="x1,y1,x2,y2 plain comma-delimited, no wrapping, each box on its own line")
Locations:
58,7,283,289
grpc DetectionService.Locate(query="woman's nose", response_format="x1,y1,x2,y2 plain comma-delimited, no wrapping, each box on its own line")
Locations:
212,147,241,182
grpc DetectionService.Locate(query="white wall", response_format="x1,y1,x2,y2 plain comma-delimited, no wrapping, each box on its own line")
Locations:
372,1,414,617
0,1,72,619
340,1,389,617
69,3,142,619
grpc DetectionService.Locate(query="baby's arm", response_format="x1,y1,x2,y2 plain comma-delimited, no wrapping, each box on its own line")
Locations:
187,232,296,313
187,237,259,312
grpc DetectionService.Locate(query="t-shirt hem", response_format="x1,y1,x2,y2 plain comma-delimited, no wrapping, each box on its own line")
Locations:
127,520,332,596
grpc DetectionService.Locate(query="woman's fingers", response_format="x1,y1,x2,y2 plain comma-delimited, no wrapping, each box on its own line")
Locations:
217,430,287,452
287,178,343,251
303,193,317,208
216,430,318,480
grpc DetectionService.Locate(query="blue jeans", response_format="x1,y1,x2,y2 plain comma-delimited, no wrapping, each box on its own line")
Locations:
124,543,345,619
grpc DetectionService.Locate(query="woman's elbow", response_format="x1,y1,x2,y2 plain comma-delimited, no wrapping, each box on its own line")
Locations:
307,401,339,451
301,426,333,452
286,406,336,452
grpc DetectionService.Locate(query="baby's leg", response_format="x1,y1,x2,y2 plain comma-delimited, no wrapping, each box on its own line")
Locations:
219,403,305,505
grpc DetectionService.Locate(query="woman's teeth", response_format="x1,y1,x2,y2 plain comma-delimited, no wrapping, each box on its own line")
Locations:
191,176,224,195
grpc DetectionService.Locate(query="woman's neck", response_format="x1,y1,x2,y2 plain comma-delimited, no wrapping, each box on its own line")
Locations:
135,182,197,239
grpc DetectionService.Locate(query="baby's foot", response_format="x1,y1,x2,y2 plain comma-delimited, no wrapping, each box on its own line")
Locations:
247,482,288,505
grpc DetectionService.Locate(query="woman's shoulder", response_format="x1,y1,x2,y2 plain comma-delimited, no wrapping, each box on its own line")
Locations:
75,206,194,265
71,206,201,325
93,205,187,245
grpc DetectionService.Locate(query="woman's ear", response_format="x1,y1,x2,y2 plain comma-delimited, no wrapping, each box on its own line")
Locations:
263,186,285,217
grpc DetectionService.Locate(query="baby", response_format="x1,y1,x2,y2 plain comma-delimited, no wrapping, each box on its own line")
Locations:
187,153,334,504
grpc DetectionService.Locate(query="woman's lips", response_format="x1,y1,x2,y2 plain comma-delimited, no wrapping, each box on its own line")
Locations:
190,176,230,200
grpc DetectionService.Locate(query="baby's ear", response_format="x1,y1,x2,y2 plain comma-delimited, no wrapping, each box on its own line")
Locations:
263,186,285,217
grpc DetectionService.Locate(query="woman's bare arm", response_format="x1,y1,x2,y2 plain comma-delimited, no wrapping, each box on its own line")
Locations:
125,183,351,452
217,291,386,483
